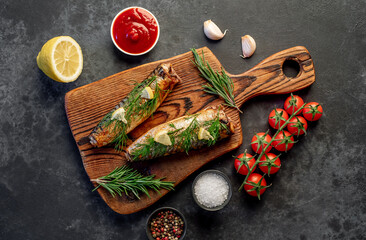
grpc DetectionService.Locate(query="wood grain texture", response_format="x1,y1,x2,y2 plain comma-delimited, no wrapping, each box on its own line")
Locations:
65,46,315,214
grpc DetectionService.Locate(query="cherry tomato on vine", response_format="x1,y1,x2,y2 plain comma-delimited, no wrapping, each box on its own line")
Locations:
287,116,308,136
303,102,323,121
251,132,272,153
259,153,281,175
268,108,289,129
244,173,269,199
272,130,296,152
284,94,304,115
234,151,256,175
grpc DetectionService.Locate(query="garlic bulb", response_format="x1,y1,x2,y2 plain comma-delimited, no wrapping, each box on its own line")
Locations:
241,35,256,58
203,20,227,40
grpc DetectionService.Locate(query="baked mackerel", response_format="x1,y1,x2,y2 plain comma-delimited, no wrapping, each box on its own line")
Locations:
88,63,181,149
126,106,235,161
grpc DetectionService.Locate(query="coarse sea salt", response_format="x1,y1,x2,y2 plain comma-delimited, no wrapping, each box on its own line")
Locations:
194,172,229,208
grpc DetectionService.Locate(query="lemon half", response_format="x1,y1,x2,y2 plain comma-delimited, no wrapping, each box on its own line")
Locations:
37,36,83,83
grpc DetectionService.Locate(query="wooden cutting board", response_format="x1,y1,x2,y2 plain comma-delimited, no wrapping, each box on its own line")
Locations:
65,46,315,214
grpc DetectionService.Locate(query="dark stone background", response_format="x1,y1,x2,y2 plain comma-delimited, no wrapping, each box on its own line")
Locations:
1,0,365,239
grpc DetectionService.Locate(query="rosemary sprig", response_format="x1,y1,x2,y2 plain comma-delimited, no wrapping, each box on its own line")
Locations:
91,165,174,199
191,48,241,113
180,116,200,153
132,137,168,161
205,111,229,146
101,76,161,151
238,103,307,191
126,76,162,120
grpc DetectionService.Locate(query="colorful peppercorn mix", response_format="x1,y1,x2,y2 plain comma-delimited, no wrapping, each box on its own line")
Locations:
149,209,185,240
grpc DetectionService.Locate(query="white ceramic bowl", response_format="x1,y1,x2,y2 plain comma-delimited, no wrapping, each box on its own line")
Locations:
110,6,160,56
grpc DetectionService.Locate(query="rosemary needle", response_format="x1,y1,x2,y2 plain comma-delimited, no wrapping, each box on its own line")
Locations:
191,48,242,113
91,165,174,199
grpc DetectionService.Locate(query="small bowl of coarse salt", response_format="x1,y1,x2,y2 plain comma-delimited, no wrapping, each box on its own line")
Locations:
192,170,232,211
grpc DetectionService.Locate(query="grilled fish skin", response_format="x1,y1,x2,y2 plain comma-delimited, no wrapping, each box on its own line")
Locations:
126,106,235,161
88,63,181,148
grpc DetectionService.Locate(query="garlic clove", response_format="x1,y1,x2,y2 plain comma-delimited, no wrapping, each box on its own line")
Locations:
241,35,256,58
203,20,227,40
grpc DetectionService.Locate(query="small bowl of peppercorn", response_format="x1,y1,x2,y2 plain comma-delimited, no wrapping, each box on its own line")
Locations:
146,207,186,240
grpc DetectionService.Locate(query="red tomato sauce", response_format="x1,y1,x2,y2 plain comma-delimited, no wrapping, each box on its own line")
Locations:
112,8,159,54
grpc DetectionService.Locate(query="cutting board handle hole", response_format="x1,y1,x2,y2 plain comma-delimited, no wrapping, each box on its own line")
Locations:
282,58,300,78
